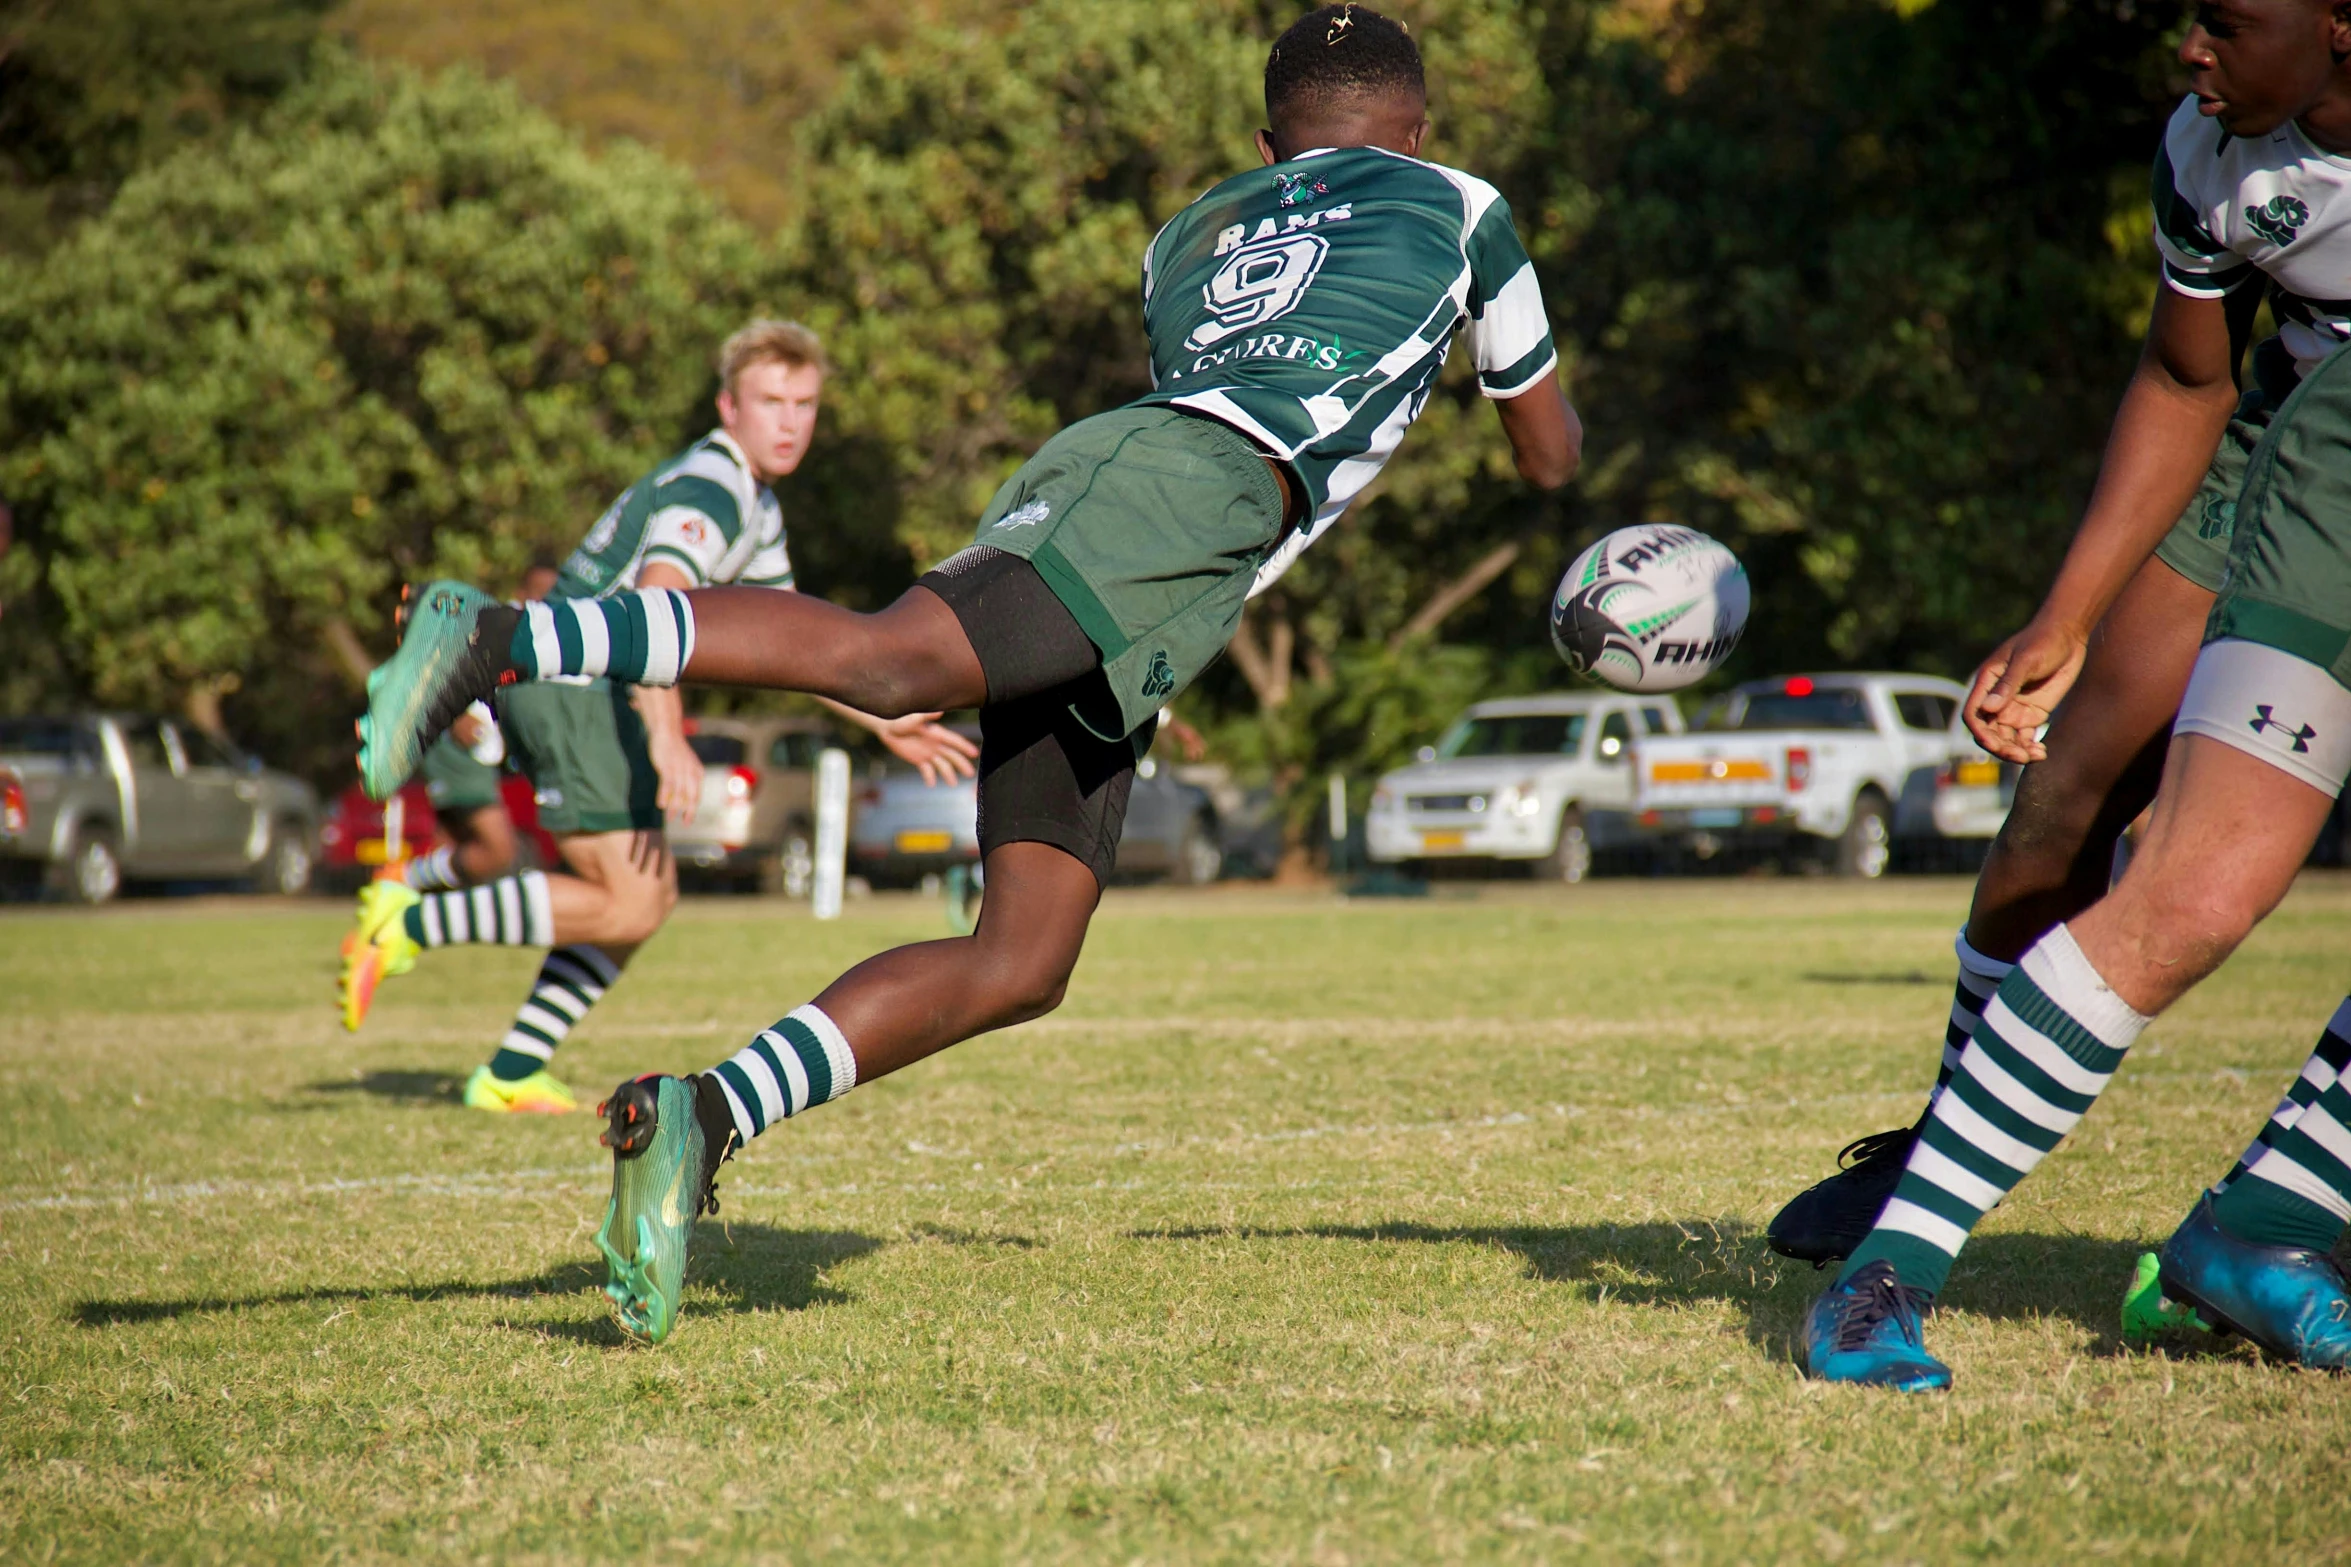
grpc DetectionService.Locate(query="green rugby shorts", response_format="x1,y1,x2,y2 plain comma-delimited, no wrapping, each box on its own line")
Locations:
2203,341,2351,690
967,405,1289,741
498,679,661,836
2154,381,2277,594
419,732,504,814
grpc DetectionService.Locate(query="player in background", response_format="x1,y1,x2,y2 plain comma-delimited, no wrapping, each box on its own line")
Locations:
396,559,562,895
1802,0,2351,1388
338,321,976,1118
352,4,1581,1340
1767,0,2351,1296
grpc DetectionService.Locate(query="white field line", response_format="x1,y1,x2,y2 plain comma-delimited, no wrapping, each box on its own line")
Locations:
0,1084,1948,1215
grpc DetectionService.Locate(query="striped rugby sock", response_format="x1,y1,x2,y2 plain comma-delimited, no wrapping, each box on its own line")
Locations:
707,1004,859,1144
509,590,695,686
2209,997,2351,1253
398,872,554,949
1841,923,2147,1297
2212,996,2351,1195
1937,933,2015,1089
403,844,463,892
487,945,621,1081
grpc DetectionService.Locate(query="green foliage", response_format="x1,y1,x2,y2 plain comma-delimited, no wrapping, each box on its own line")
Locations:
0,0,335,254
0,52,767,776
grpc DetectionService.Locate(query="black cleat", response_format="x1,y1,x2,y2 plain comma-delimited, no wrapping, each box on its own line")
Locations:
1767,1124,1918,1267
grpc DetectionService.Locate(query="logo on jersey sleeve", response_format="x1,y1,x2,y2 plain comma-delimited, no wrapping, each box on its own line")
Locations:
2245,195,2311,248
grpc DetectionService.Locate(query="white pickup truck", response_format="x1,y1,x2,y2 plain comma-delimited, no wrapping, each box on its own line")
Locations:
1617,673,1970,877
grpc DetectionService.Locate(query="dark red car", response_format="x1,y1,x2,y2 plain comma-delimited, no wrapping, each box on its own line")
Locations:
317,773,559,891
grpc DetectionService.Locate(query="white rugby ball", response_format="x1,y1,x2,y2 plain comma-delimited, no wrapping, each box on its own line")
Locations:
1550,525,1749,693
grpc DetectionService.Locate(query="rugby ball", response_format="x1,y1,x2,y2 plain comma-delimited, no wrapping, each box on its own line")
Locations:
1550,525,1748,693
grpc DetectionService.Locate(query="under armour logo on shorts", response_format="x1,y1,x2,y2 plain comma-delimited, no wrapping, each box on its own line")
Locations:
2250,705,2317,753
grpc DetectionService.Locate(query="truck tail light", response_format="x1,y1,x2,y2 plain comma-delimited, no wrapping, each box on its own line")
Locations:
724,765,760,803
1785,747,1812,793
1,777,24,835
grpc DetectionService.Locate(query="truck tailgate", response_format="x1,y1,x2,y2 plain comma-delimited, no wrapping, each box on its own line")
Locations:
1634,737,1786,810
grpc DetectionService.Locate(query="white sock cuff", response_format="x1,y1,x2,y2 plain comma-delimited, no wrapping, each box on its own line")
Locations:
520,871,553,947
789,1003,858,1100
522,602,571,678
2025,923,2149,1052
1954,931,2015,984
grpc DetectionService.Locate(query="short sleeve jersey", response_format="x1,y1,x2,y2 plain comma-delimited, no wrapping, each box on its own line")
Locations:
554,428,793,601
2153,95,2351,383
1133,147,1558,589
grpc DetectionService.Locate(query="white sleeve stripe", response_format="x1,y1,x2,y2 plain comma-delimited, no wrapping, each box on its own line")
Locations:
1480,349,1559,401
639,544,710,585
1474,263,1553,372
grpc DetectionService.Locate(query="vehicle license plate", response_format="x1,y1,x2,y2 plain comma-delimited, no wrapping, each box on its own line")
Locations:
1955,760,2001,787
1689,809,1742,829
1419,830,1466,851
895,830,953,853
356,837,391,865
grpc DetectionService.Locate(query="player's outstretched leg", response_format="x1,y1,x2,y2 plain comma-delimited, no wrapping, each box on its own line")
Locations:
338,870,557,1031
1768,560,2206,1266
359,580,986,801
594,841,1098,1343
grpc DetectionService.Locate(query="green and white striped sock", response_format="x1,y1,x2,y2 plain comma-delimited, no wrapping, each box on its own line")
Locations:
509,591,696,685
2212,997,2351,1196
2209,997,2351,1253
402,844,464,892
487,945,620,1082
399,872,554,949
1937,934,2014,1089
1842,924,2147,1297
707,1004,859,1144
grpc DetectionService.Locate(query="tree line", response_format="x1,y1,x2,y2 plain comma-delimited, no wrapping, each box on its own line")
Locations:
0,0,2189,801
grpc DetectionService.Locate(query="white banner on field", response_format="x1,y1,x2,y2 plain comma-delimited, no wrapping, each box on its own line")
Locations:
812,747,850,921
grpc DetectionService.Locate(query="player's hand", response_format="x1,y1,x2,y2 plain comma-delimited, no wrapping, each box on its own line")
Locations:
449,711,484,750
1965,617,2088,764
874,713,979,787
649,725,704,819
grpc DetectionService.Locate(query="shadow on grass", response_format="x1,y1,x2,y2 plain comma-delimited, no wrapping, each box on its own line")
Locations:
1130,1220,2151,1364
300,1070,468,1105
69,1225,884,1338
1800,971,1937,986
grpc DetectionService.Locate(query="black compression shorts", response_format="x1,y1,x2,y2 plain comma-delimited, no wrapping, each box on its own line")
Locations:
916,546,1140,887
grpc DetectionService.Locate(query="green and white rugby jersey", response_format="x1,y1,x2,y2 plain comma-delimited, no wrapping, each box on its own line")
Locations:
555,428,794,601
2154,95,2351,383
1134,146,1558,588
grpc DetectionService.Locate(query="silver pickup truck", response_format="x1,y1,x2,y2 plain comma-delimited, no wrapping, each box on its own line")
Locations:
0,714,320,903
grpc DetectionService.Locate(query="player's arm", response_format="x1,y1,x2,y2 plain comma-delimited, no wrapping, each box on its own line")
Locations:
812,695,979,788
1966,280,2241,761
632,561,705,819
1495,374,1581,491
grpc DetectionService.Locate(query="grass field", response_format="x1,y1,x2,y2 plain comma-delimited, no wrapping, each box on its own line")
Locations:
8,876,2351,1562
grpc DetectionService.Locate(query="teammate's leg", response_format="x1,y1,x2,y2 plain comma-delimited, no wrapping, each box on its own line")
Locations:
463,830,675,1113
1767,558,2211,1264
1809,692,2345,1387
406,803,522,891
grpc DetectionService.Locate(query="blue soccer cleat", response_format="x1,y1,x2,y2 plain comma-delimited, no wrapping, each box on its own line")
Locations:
593,1074,737,1345
2157,1194,2351,1369
1767,1124,1917,1267
355,580,520,802
1802,1259,1952,1391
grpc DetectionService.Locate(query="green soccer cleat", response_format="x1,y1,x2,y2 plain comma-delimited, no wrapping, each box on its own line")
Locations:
356,580,522,802
593,1074,737,1344
2120,1250,2212,1343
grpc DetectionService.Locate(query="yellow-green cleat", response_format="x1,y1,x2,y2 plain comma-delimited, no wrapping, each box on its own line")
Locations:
593,1074,736,1344
338,880,422,1032
356,580,522,802
2120,1249,2212,1343
463,1064,578,1115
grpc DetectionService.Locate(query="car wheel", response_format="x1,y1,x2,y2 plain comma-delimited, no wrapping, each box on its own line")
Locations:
1538,806,1593,883
1173,817,1223,886
1834,792,1893,879
260,822,313,895
774,822,815,900
63,827,122,905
